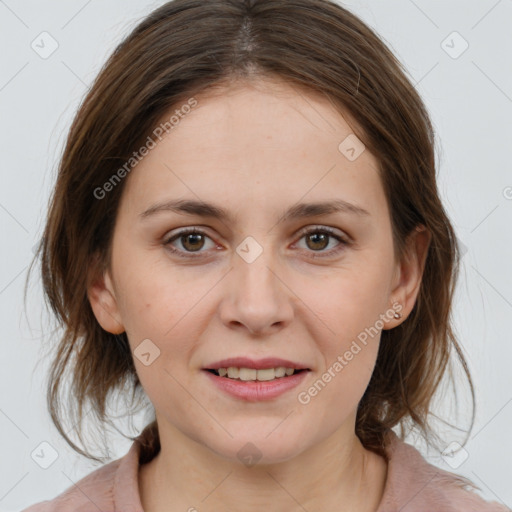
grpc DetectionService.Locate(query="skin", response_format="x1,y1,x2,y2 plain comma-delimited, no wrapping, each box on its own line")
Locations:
88,76,431,512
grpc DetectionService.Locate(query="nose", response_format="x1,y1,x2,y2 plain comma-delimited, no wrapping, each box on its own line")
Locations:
218,247,294,337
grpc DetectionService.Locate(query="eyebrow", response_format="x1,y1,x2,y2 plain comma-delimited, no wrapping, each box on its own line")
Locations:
138,198,371,223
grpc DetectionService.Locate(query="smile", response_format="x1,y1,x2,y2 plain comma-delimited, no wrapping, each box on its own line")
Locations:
203,368,310,401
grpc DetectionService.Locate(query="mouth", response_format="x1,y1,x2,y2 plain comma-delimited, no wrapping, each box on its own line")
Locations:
202,357,312,400
204,367,309,381
203,357,311,379
202,365,311,401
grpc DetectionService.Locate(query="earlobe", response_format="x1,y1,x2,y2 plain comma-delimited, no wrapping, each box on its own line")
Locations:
381,298,404,330
385,225,431,329
87,261,125,335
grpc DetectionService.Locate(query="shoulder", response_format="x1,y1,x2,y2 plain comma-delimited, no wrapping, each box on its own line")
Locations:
20,456,123,512
21,424,156,512
380,430,510,512
431,472,510,512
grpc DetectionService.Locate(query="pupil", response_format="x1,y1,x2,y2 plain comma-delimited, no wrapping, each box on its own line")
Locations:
308,233,328,250
183,233,204,251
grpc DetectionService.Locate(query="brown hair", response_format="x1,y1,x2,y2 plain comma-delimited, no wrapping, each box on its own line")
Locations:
25,0,475,465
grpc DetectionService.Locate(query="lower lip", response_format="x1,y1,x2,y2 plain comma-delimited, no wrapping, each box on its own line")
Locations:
203,370,309,401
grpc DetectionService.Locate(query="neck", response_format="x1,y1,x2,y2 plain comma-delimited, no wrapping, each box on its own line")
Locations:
139,418,388,512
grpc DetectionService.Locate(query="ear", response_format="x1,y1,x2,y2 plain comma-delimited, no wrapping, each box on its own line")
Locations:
384,224,431,329
87,252,125,335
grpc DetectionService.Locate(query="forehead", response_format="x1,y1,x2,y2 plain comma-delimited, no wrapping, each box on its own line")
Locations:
120,78,387,223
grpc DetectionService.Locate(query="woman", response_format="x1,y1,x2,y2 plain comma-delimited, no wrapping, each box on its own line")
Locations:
22,0,509,511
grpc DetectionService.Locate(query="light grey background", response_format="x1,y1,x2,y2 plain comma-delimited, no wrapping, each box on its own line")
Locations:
1,1,511,510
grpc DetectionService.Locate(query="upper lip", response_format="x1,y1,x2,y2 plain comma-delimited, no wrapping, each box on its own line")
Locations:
204,357,310,370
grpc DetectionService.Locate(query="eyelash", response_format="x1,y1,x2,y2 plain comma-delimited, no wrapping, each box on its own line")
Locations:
163,226,351,260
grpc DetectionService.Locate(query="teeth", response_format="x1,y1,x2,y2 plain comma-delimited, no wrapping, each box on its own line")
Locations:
227,367,239,379
216,366,299,381
252,368,274,381
274,367,286,378
239,368,257,381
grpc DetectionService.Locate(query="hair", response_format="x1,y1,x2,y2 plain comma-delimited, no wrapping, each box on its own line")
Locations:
25,0,475,467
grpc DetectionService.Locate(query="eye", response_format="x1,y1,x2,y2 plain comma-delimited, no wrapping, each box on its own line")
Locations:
293,226,350,258
163,225,350,259
163,228,218,258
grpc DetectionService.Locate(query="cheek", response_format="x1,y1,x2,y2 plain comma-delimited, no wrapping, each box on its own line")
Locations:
298,265,389,399
305,266,390,338
113,251,185,332
117,266,208,372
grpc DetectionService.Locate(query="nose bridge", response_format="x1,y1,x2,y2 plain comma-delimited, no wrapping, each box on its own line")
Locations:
234,235,281,303
220,235,294,334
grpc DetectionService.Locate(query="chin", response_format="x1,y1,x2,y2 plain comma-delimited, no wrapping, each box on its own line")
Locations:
205,430,311,467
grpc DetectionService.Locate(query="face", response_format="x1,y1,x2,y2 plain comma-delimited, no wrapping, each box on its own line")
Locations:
89,77,426,464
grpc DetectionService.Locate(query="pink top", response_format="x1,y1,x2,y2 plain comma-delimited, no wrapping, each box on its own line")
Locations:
21,428,509,512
